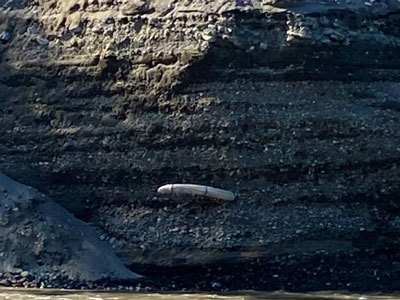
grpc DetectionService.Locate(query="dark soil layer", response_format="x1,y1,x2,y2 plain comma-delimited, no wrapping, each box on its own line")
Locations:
134,250,400,292
2,79,400,292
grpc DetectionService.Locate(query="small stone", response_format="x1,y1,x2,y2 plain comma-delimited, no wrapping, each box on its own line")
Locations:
259,42,268,50
0,31,11,42
92,24,104,34
101,114,119,127
63,140,78,151
320,37,331,44
21,271,29,277
319,16,330,26
121,0,153,15
69,23,83,34
18,277,27,283
27,25,40,35
201,33,215,42
329,32,345,42
36,36,49,46
0,279,11,286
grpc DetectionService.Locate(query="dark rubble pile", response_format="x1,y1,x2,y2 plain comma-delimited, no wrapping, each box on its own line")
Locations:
0,172,140,288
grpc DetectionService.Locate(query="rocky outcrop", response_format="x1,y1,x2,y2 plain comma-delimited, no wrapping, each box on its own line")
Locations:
1,0,400,90
1,0,400,292
0,171,140,287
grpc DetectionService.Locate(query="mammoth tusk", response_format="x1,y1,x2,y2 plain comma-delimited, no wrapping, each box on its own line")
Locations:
157,184,235,201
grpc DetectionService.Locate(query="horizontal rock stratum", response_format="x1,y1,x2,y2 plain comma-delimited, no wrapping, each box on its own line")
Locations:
1,0,400,292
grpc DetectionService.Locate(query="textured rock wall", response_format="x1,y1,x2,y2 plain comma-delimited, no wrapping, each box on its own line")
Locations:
1,0,400,291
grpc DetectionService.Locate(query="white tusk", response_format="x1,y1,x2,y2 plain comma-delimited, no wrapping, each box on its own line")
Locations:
157,184,235,201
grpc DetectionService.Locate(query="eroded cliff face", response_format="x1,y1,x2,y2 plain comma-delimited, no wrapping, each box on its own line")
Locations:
1,0,400,291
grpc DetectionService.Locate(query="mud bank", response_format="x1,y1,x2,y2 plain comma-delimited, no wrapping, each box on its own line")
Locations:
1,0,400,292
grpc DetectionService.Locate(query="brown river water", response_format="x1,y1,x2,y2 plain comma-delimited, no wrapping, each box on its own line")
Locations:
0,289,399,300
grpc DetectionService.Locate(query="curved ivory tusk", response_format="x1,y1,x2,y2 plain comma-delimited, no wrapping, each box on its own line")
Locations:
157,184,235,201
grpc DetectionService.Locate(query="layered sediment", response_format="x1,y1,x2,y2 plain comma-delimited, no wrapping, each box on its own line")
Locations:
1,0,400,292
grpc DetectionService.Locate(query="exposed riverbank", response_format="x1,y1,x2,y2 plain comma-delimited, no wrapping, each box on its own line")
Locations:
1,0,400,293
